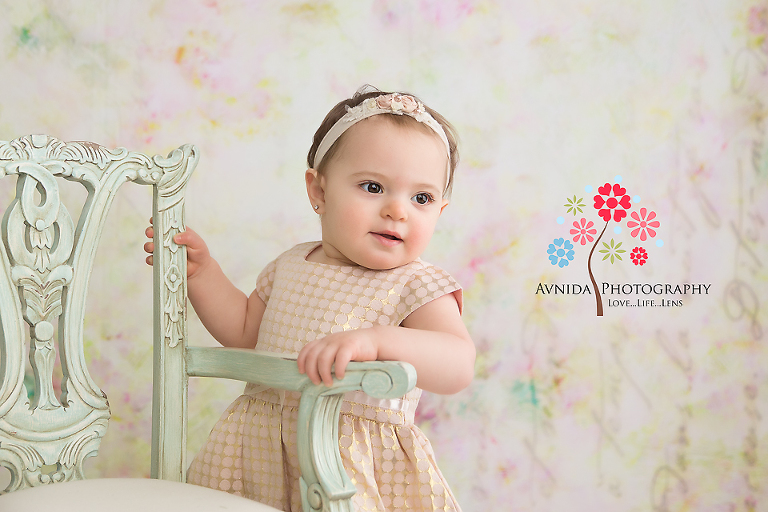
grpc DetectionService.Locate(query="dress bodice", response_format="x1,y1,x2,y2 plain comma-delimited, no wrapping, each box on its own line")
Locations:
243,242,462,412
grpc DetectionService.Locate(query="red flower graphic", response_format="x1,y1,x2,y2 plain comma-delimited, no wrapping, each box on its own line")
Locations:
593,183,632,222
631,246,648,266
570,218,597,245
627,207,660,241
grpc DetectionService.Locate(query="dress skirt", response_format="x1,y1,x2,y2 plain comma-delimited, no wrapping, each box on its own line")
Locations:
187,387,461,512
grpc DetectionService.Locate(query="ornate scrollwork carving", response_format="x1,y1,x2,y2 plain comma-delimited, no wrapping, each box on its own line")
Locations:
0,135,196,493
147,145,197,351
5,167,75,411
161,210,185,348
0,424,104,492
306,482,326,511
0,134,127,170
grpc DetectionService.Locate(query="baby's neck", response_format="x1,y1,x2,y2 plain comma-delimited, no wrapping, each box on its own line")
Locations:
304,242,415,270
305,243,356,267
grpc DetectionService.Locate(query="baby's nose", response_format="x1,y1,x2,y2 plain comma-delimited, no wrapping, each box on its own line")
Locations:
382,197,408,220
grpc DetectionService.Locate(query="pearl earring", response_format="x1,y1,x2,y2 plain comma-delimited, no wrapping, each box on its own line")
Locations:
314,205,319,210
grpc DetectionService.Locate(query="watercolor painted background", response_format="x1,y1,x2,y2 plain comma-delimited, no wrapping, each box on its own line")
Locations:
1,1,767,510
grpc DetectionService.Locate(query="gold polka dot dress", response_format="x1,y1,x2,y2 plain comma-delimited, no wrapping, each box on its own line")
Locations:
187,242,464,511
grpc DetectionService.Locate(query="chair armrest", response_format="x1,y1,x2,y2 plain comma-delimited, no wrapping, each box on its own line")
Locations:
185,347,417,512
185,347,416,398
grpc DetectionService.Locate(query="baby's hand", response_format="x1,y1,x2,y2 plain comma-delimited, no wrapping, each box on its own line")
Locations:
143,218,211,278
297,329,379,386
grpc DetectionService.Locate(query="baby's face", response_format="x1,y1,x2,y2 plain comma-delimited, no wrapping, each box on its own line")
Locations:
315,116,449,270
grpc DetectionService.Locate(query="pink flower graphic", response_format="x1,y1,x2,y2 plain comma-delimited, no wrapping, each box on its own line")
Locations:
570,218,597,245
593,183,632,222
631,247,648,266
627,208,660,241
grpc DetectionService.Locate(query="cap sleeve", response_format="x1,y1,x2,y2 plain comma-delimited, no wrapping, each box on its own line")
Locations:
255,259,277,304
400,263,463,321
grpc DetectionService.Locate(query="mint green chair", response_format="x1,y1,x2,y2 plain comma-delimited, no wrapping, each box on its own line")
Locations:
0,135,416,511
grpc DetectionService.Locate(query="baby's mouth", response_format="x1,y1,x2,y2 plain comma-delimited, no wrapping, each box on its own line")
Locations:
372,231,402,242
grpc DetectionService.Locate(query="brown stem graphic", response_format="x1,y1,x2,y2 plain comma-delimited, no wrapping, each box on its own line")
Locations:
588,220,610,316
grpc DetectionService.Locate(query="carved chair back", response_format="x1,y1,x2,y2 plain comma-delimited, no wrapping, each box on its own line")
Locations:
0,135,418,512
0,134,196,491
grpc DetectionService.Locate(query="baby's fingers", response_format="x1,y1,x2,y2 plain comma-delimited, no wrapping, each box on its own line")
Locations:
172,231,189,246
304,355,325,386
297,341,321,384
332,350,353,381
144,238,155,267
316,349,337,387
144,222,155,267
172,229,201,248
300,342,337,386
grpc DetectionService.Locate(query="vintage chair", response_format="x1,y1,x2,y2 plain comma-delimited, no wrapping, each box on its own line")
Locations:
0,135,416,511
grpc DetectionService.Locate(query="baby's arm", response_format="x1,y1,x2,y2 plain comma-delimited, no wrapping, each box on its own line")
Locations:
145,223,265,349
297,293,474,395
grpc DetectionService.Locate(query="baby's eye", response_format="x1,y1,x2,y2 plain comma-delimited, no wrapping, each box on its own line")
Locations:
412,192,434,205
361,182,383,194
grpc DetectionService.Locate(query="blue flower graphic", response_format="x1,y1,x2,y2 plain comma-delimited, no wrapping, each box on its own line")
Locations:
547,238,575,267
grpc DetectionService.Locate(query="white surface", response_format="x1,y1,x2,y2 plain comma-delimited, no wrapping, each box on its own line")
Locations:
0,478,276,511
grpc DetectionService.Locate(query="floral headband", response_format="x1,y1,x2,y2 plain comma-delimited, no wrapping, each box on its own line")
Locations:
313,93,452,190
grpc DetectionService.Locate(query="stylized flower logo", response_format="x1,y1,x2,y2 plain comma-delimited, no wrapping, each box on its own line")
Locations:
627,207,660,241
594,183,632,222
547,238,574,267
549,176,664,316
570,218,597,245
599,238,626,264
631,246,648,266
565,195,586,216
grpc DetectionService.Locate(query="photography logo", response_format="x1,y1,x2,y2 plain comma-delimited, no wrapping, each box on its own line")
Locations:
542,175,671,316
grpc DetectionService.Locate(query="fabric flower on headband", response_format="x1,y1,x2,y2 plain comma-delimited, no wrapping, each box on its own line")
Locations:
345,94,427,121
375,93,419,113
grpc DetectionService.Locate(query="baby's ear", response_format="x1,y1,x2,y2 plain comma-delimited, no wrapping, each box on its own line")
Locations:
305,169,326,213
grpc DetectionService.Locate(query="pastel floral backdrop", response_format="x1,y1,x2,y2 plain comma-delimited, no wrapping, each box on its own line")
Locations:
1,1,767,511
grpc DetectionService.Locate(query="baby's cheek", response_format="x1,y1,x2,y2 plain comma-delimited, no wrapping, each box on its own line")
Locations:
410,218,438,248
